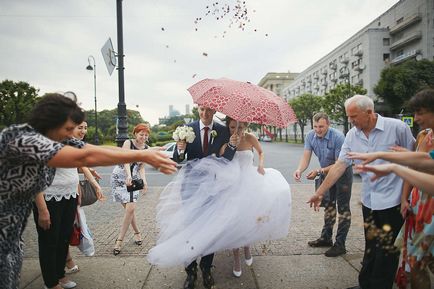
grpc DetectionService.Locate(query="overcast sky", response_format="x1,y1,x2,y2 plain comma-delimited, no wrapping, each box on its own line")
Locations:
0,0,399,125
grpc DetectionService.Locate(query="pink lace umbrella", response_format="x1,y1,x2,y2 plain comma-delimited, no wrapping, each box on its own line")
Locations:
187,78,297,128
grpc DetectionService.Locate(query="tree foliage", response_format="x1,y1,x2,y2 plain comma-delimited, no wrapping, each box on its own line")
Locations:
0,79,39,128
323,83,366,134
374,59,434,114
289,93,323,143
85,108,146,143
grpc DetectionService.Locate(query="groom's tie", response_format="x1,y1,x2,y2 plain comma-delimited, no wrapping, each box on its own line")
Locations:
202,127,209,155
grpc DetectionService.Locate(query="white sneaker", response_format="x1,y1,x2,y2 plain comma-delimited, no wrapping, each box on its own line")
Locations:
59,280,77,289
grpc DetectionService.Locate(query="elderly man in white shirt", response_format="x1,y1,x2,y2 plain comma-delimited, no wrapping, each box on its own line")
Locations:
308,95,415,289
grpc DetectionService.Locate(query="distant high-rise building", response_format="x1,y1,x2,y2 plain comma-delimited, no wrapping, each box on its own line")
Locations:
169,105,180,117
185,104,190,115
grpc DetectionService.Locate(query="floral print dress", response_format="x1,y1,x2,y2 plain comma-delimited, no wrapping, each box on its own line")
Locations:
396,130,434,271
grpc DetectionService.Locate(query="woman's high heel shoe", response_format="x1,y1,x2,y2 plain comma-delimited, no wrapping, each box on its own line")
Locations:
134,232,142,246
113,239,122,255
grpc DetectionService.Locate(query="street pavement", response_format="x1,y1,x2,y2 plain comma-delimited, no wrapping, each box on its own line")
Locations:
19,142,400,289
20,181,370,289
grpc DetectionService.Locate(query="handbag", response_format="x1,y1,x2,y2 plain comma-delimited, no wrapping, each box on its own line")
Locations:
126,177,145,192
70,212,81,246
76,207,95,256
395,212,414,289
79,179,98,207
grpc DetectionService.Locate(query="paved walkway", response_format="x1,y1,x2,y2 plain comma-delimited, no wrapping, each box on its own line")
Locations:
21,183,369,289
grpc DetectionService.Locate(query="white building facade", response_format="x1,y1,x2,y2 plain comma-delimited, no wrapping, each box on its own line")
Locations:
283,0,434,100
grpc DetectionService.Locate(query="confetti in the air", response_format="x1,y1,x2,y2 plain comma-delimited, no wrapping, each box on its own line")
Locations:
161,27,165,31
194,0,265,37
202,52,208,57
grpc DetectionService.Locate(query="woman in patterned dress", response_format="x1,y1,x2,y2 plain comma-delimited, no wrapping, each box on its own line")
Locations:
111,123,150,255
0,94,176,289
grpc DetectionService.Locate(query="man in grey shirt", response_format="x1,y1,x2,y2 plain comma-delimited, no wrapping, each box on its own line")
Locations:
294,112,353,257
308,95,415,289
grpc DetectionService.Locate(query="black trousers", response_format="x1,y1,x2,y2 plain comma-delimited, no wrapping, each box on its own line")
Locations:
359,204,403,289
186,254,214,273
181,163,215,274
32,197,77,288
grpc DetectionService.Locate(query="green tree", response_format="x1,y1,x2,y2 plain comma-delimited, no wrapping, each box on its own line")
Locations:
191,106,199,120
288,93,323,143
323,83,366,134
0,79,39,128
85,108,146,143
374,59,434,114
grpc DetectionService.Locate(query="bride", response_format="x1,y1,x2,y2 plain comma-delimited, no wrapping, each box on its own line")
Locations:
148,117,292,276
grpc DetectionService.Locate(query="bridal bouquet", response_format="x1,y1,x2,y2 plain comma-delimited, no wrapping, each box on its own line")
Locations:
172,126,196,160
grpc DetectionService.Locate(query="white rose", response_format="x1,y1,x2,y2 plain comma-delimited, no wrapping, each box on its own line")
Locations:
173,131,180,141
179,131,187,140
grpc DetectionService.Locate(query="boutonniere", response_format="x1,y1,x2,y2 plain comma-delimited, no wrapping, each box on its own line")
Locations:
210,130,217,144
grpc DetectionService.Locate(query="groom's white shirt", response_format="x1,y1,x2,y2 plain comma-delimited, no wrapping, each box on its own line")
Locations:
177,120,214,155
199,120,214,145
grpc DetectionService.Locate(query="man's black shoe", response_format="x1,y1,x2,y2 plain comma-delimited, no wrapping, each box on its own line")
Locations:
201,268,214,289
325,244,347,257
183,269,197,289
307,238,333,247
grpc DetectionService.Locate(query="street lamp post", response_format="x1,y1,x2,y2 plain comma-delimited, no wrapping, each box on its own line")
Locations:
115,0,129,147
86,55,99,145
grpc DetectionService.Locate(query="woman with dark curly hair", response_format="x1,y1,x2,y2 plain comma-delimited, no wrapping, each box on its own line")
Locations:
0,93,176,289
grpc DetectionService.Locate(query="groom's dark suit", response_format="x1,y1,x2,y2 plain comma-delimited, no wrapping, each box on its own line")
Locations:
173,120,235,162
173,119,235,289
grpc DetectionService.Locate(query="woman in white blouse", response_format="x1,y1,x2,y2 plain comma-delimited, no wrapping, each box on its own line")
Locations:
33,121,104,289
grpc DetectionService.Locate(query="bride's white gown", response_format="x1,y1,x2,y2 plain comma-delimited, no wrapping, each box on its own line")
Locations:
148,150,291,267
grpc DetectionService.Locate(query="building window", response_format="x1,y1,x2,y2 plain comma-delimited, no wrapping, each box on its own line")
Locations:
397,17,404,24
383,38,390,46
378,21,381,26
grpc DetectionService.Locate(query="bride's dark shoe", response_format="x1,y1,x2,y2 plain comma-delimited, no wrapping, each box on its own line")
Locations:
183,267,197,289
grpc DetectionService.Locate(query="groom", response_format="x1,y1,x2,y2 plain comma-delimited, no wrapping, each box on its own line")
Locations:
174,105,238,289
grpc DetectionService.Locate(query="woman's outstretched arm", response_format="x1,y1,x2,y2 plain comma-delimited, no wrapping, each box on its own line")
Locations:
48,144,177,174
348,151,434,174
356,163,434,196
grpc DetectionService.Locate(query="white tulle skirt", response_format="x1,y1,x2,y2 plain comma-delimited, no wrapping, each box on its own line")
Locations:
148,153,291,267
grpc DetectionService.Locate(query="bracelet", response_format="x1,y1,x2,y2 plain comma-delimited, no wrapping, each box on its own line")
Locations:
228,143,237,150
